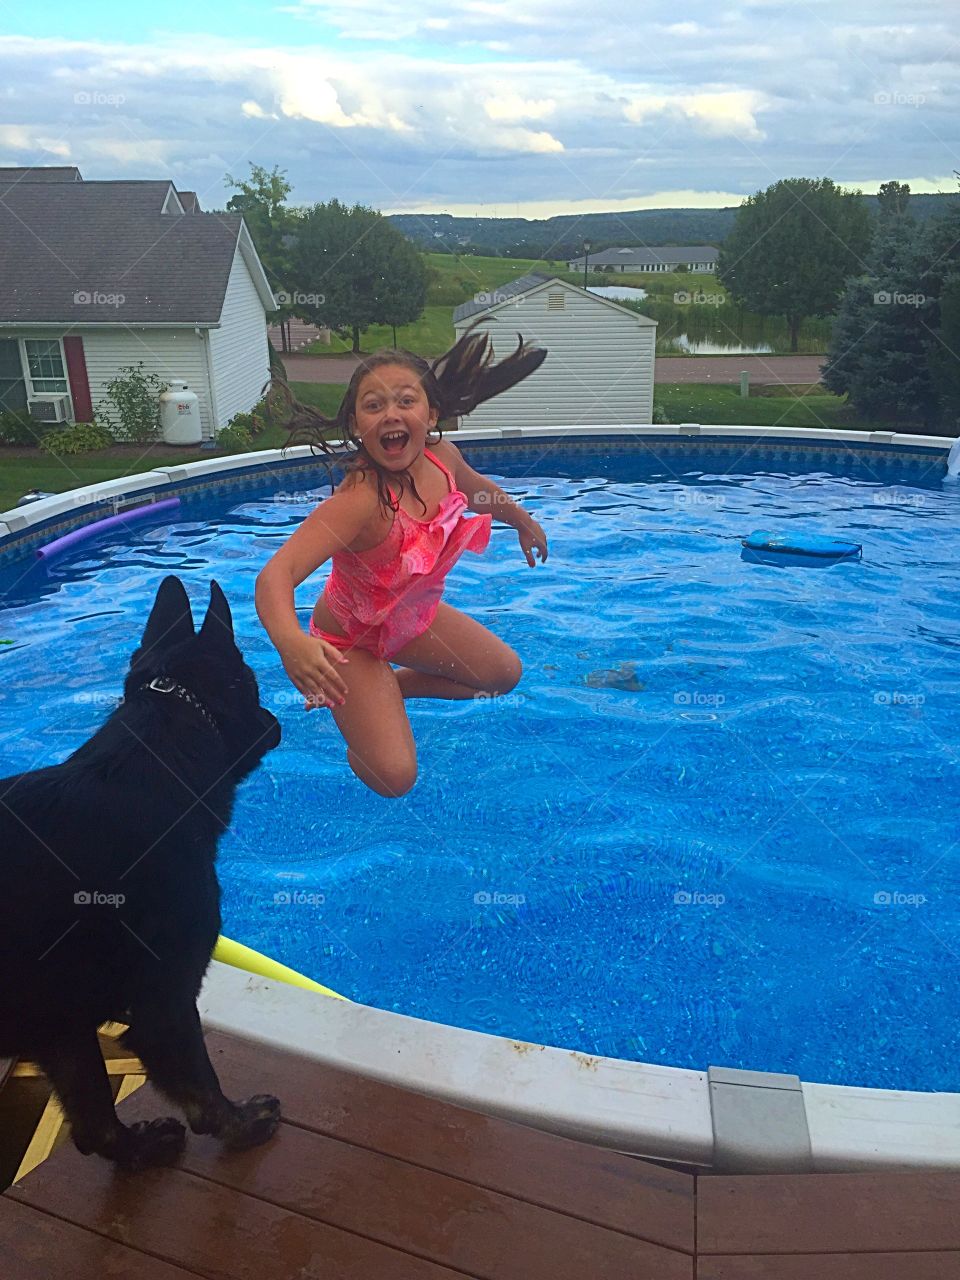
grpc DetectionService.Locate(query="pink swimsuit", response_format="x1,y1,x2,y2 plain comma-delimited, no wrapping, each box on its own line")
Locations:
309,448,492,660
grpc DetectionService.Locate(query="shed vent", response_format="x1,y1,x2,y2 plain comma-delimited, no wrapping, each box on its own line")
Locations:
547,291,565,311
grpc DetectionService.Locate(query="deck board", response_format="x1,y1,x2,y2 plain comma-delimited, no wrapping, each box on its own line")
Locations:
5,1029,960,1279
699,1254,960,1279
0,1195,200,1279
200,1029,694,1252
10,1160,479,1280
698,1172,960,1255
5,1030,694,1280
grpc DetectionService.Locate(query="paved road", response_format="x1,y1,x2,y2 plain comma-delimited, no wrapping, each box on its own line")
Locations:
280,352,825,387
655,354,824,384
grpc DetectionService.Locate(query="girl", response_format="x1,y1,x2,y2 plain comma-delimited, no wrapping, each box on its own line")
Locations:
255,329,549,798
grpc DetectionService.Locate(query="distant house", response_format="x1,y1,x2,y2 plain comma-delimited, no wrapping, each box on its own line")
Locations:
567,245,719,274
453,273,657,428
0,167,276,439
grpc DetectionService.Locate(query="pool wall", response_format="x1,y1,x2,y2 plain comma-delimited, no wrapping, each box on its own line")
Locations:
0,423,952,566
199,960,960,1175
3,422,958,1172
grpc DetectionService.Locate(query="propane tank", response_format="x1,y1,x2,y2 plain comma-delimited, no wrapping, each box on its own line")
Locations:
159,379,202,445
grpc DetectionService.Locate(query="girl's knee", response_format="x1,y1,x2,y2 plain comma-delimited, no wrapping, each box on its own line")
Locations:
348,748,417,798
492,651,522,695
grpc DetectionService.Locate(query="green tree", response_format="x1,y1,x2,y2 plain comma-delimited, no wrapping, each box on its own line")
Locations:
225,163,296,342
287,200,429,352
718,177,871,351
877,180,911,219
929,273,960,433
822,210,937,425
379,236,430,347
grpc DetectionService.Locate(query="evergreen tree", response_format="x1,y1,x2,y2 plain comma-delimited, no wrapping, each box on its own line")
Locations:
927,272,960,433
822,194,938,426
718,177,870,351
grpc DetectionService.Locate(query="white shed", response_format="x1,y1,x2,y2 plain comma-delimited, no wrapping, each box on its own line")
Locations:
453,274,657,429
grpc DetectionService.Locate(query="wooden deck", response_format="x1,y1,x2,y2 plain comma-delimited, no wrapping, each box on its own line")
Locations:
3,1029,960,1278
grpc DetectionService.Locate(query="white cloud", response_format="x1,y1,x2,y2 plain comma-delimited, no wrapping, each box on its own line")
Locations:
241,99,273,119
384,187,749,216
0,11,957,213
487,126,564,153
483,93,556,122
0,123,71,156
624,89,771,140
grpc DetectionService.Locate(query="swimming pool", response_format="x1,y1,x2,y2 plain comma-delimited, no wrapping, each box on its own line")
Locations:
2,436,958,1094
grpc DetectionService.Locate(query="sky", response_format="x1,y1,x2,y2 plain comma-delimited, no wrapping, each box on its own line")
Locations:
1,1,958,218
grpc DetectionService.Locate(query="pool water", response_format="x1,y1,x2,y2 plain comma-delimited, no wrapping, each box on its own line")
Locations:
2,443,959,1092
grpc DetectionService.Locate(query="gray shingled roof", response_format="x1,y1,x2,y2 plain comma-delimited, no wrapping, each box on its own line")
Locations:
0,179,241,324
0,166,82,183
453,271,553,323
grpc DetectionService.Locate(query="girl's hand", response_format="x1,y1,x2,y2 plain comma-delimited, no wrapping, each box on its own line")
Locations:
519,519,548,567
278,633,349,711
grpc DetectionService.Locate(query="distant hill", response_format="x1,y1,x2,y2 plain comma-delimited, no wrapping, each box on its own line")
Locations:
388,194,958,258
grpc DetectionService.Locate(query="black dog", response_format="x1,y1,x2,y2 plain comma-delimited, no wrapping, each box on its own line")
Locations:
0,575,282,1170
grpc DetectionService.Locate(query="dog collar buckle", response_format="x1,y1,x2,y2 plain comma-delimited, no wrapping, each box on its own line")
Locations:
141,676,222,738
147,676,177,694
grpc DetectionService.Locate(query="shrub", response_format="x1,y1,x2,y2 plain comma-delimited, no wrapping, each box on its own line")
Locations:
652,402,670,425
99,363,167,443
39,420,114,455
225,410,265,439
216,423,254,452
0,409,45,446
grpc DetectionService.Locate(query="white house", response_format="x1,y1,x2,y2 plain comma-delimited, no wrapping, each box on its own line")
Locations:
567,245,719,274
453,273,657,429
0,167,276,440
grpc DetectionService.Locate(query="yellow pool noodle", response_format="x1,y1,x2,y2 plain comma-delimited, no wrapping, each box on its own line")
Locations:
214,936,348,1002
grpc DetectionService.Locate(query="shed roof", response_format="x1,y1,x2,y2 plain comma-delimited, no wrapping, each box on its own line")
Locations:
453,272,656,327
453,272,552,324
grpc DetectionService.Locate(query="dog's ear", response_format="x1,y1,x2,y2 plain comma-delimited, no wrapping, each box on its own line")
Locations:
198,581,237,649
138,576,195,657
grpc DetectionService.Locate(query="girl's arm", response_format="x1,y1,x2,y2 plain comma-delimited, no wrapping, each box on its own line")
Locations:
255,477,377,703
437,438,548,565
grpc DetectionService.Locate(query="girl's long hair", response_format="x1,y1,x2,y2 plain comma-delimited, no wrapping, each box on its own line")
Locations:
263,323,547,515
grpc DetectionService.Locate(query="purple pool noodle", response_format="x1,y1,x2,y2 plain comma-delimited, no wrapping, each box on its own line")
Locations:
36,497,181,560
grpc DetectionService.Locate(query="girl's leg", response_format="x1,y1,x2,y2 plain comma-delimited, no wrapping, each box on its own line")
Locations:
325,648,417,797
391,603,522,700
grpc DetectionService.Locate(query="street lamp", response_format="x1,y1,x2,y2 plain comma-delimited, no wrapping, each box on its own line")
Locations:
583,241,591,289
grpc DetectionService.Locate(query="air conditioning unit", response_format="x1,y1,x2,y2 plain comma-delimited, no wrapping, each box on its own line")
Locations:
28,395,72,423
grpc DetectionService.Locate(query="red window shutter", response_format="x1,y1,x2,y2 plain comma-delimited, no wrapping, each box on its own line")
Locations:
63,336,93,422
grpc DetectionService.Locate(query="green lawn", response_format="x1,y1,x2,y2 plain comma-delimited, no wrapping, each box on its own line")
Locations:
0,383,347,513
654,383,860,431
299,255,827,357
1,381,887,514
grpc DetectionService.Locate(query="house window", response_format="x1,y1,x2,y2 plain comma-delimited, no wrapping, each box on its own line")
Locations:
24,339,68,394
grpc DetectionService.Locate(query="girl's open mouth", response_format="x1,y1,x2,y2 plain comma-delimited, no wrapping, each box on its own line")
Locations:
380,430,410,456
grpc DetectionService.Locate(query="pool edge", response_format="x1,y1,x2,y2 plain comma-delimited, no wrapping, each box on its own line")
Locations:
199,961,960,1174
1,424,955,565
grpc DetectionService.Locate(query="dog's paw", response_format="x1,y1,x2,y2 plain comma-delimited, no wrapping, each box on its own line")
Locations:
116,1117,187,1172
221,1093,282,1151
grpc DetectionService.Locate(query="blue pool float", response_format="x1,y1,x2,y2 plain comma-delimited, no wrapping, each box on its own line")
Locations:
741,529,862,567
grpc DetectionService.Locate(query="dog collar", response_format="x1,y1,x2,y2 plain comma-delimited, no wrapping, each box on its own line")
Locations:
140,676,222,738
